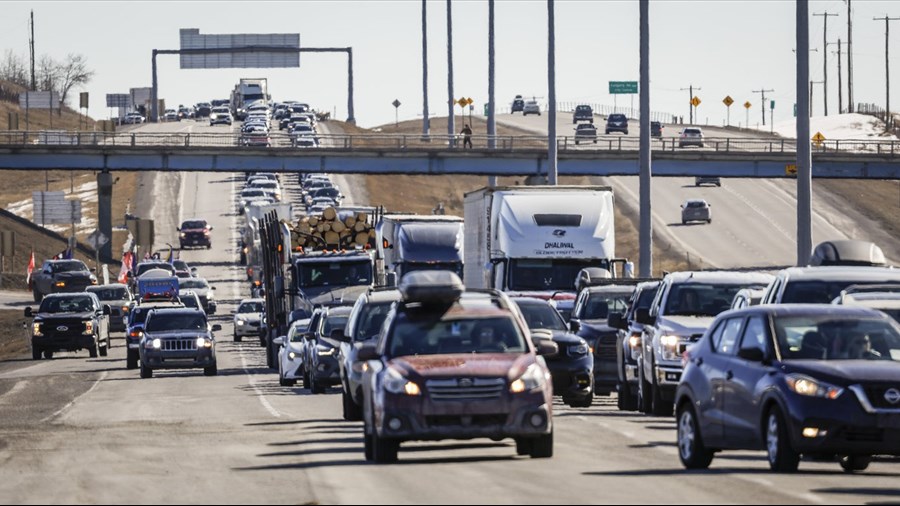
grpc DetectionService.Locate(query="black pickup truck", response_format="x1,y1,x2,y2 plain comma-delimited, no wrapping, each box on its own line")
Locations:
26,292,111,360
30,259,97,302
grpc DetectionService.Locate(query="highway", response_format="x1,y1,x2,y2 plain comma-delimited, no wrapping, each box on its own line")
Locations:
0,118,898,504
497,112,876,269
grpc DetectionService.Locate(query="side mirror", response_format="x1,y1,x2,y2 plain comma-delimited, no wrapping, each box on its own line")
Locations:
211,324,222,332
211,286,217,290
331,328,350,343
357,343,380,361
303,332,314,341
569,320,581,333
208,226,214,231
608,312,627,331
737,347,766,363
536,338,559,357
176,227,181,231
636,308,656,326
273,336,285,346
24,307,32,318
103,305,112,316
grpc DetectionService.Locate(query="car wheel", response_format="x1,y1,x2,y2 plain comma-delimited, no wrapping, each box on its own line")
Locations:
618,383,638,411
279,375,291,387
766,407,801,473
234,334,242,343
204,364,218,376
44,350,54,359
343,387,363,421
677,403,714,469
32,288,41,302
363,426,374,461
301,366,310,390
575,141,579,145
32,348,42,360
605,130,610,135
514,438,531,456
638,362,652,414
89,342,98,358
651,373,673,417
707,219,712,224
140,362,153,379
126,350,138,370
99,342,108,357
372,432,399,463
311,374,326,395
682,220,687,225
839,455,871,473
529,430,553,458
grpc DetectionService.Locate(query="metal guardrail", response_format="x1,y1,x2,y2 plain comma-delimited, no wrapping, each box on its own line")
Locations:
0,131,898,156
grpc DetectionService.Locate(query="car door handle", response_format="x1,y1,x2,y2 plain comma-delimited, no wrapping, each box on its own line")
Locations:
725,371,734,380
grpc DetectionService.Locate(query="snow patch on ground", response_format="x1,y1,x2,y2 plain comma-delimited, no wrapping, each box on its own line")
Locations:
5,181,98,236
755,113,897,141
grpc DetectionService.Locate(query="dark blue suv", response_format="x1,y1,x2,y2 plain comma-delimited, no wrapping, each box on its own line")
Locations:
676,304,900,473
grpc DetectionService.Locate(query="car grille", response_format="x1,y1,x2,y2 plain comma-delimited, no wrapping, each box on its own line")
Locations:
185,232,205,241
426,415,507,428
861,385,900,410
591,334,618,360
41,319,87,337
426,378,506,401
162,339,198,351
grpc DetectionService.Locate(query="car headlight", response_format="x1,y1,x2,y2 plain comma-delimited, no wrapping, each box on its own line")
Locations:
180,233,187,238
122,306,130,313
352,361,368,374
55,281,65,288
207,291,214,300
83,321,94,335
628,332,641,349
32,322,42,336
196,337,213,349
510,363,548,394
383,367,421,396
660,334,683,361
288,351,297,360
236,319,245,326
144,338,162,350
785,374,843,400
569,342,589,357
660,334,680,348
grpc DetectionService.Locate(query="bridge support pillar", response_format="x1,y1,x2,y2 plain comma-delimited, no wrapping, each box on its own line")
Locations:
98,171,113,262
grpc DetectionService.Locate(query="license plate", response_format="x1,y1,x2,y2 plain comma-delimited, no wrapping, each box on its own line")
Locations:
876,413,900,429
128,344,139,349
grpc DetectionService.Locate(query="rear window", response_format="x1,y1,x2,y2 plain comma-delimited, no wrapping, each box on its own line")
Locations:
608,114,627,121
684,128,702,135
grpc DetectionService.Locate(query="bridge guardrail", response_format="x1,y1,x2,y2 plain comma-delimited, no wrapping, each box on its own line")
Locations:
0,131,897,156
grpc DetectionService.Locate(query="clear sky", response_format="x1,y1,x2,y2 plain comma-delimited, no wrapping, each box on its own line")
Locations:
1,1,897,128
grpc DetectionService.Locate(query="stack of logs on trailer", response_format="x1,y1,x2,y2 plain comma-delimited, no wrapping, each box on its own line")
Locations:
291,207,377,251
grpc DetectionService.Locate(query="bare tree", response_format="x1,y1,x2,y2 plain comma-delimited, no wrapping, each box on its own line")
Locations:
56,53,93,107
0,50,29,88
36,54,57,93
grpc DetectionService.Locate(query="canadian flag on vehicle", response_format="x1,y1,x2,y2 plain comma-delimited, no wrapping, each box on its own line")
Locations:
25,250,35,287
118,251,134,284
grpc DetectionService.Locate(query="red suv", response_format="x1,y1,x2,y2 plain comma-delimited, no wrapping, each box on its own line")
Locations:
358,271,558,463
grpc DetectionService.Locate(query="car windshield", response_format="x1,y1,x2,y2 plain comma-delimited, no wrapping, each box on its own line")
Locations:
582,293,630,320
238,302,263,313
242,190,265,198
136,263,175,276
180,279,209,290
663,283,752,317
783,281,900,304
313,188,340,198
145,313,208,332
181,220,207,229
252,181,278,189
180,296,200,309
51,261,88,273
322,315,349,339
296,261,372,288
389,315,526,357
634,286,660,311
518,302,567,332
775,315,900,361
289,322,309,342
508,259,605,291
173,260,189,271
39,296,95,313
86,287,128,301
354,301,395,341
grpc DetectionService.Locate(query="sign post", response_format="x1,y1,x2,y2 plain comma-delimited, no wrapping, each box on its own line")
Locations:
744,101,752,128
392,99,401,127
691,96,701,123
0,231,15,289
770,100,776,134
723,95,734,126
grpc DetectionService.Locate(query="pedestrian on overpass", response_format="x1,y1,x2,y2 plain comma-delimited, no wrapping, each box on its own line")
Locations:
461,124,473,149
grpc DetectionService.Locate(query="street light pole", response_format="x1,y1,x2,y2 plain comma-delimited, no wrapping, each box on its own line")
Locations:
547,0,558,185
446,0,455,146
422,0,429,138
487,0,497,186
639,0,652,277
797,0,813,266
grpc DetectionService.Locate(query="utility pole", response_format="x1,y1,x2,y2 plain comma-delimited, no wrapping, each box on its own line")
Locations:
29,10,35,91
874,15,900,129
830,39,845,113
797,0,813,266
446,0,455,146
547,0,558,185
814,12,839,116
421,0,429,138
639,0,652,277
847,0,854,113
487,0,497,186
752,88,774,125
680,84,700,124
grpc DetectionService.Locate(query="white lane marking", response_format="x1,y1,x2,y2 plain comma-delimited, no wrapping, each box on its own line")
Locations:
229,173,280,419
41,371,108,423
721,182,794,242
0,381,28,403
240,341,281,418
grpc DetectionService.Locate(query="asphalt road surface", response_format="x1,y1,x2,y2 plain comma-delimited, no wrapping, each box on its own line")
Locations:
0,119,898,504
497,112,871,270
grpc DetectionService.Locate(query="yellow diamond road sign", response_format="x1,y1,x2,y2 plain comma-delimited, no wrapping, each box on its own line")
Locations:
786,164,797,176
691,96,701,107
812,132,826,143
723,96,734,107
744,101,752,109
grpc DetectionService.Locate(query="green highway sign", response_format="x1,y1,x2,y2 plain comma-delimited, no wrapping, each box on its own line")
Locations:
609,81,638,94
771,100,775,109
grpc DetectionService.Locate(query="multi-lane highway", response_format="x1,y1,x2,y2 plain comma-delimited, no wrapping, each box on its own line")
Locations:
0,117,898,504
497,112,886,269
